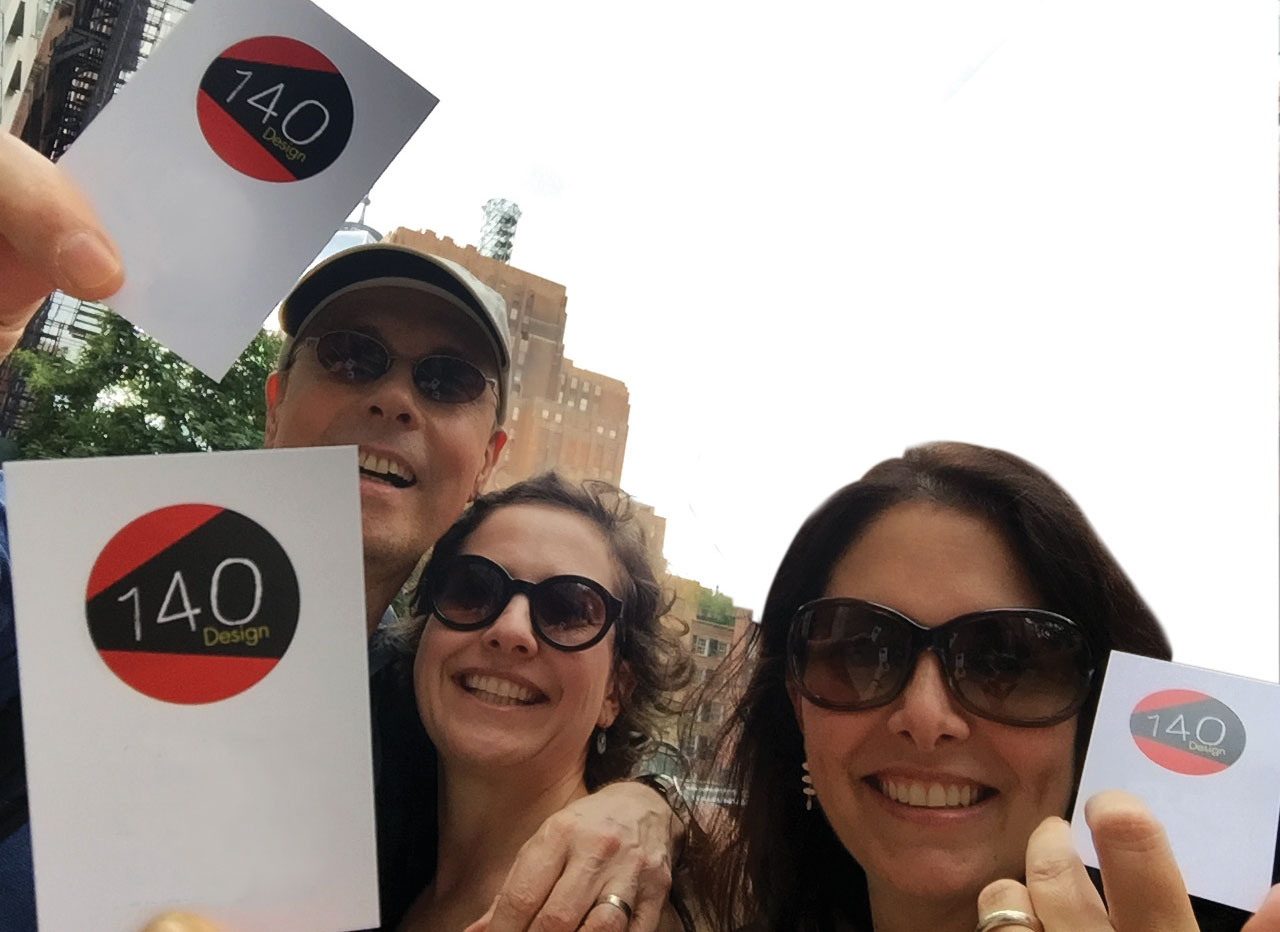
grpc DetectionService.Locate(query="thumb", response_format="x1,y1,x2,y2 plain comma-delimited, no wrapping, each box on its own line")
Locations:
140,912,221,932
461,896,498,932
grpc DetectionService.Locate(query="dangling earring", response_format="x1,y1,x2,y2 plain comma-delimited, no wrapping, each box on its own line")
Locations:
595,727,608,755
801,761,816,811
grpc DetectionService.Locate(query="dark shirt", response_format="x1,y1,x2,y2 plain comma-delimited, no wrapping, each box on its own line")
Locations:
368,630,439,929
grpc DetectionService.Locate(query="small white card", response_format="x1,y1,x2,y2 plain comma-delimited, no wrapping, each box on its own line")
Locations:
1072,651,1280,912
59,0,438,380
7,447,377,931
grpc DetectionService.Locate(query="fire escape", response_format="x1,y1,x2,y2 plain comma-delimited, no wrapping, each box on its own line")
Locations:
0,0,193,434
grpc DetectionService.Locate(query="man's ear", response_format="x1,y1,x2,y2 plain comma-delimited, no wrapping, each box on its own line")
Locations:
263,371,282,447
471,428,507,499
598,660,634,729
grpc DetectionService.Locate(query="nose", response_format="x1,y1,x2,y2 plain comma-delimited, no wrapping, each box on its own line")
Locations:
484,595,539,656
365,360,422,427
884,652,970,750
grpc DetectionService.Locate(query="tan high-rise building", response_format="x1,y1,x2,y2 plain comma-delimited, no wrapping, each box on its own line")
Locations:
385,227,630,490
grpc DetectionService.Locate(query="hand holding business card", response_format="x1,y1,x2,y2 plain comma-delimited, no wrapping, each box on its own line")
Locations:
1071,651,1280,913
8,447,377,932
57,0,438,379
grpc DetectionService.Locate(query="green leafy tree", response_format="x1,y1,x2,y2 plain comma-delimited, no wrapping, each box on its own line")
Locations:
9,310,283,459
696,586,736,627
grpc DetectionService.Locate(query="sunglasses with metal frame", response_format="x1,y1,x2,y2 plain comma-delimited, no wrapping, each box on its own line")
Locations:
415,554,622,652
290,330,498,405
786,598,1096,727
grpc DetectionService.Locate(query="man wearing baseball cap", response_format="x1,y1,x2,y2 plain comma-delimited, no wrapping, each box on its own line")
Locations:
0,133,682,932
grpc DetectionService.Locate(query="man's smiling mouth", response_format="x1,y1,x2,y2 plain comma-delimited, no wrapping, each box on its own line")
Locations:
358,450,416,488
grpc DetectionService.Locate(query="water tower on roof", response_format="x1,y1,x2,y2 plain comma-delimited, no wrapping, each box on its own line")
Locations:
479,198,522,263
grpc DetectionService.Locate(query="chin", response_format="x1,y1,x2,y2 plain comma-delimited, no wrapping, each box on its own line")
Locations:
858,843,1016,903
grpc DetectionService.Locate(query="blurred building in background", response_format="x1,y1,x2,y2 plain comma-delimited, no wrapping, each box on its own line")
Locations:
663,579,754,777
0,0,194,435
385,225,630,490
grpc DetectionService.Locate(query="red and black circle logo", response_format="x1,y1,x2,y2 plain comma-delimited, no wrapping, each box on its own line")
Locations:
1130,689,1246,775
196,36,354,183
85,504,299,704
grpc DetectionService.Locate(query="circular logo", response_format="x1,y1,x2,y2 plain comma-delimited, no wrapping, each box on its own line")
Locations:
196,36,354,182
85,505,300,704
1130,689,1246,775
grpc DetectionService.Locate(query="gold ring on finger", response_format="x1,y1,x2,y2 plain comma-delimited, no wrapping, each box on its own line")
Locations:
595,893,633,922
975,909,1044,932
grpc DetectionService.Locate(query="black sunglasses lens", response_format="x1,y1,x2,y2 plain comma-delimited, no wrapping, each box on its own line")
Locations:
314,331,389,382
413,356,489,404
531,581,609,648
431,559,506,627
794,602,913,708
946,613,1090,724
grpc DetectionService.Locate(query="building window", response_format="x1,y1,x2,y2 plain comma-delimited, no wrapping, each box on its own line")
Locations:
512,406,520,421
583,380,591,393
595,426,603,435
608,429,616,439
554,412,562,423
595,385,602,397
579,398,588,412
556,391,563,404
570,377,578,389
541,409,549,419
693,636,707,656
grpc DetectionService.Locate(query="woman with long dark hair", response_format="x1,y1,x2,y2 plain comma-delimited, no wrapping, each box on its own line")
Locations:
700,442,1278,932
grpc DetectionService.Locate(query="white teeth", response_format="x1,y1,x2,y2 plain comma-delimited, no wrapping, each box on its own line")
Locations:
878,777,983,809
462,674,540,705
358,450,415,483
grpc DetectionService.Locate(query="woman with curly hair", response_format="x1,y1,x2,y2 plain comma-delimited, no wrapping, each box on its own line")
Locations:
389,472,695,932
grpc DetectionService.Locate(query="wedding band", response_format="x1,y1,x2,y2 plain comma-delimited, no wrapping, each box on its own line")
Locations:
974,909,1044,932
596,893,633,922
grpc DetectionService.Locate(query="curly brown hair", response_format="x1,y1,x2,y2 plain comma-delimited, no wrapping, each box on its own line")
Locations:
392,472,693,788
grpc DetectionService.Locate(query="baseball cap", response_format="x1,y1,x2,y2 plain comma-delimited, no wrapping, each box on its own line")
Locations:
278,243,512,423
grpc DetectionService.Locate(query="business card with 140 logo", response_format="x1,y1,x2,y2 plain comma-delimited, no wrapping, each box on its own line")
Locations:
1071,650,1280,912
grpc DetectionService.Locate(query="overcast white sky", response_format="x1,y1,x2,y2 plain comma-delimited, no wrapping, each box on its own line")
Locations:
311,0,1278,680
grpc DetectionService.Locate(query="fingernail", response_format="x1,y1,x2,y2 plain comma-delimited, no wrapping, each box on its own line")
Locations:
139,912,220,932
56,230,121,295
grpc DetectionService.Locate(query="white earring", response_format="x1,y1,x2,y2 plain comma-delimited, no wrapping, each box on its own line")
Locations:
801,761,816,811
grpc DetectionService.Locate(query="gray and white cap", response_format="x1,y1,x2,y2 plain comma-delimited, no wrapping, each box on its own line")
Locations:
278,243,512,423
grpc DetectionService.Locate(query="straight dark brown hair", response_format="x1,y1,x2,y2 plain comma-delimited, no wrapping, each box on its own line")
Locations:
698,441,1171,932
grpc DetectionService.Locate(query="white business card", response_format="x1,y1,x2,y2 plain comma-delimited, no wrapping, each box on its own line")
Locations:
1072,651,1280,912
59,0,438,379
7,447,377,931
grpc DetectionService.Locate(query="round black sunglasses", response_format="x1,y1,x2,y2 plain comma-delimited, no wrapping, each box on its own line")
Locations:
415,554,621,652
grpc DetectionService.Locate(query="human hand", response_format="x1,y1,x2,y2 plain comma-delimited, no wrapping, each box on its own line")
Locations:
0,133,122,359
977,790,1279,932
463,781,679,932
